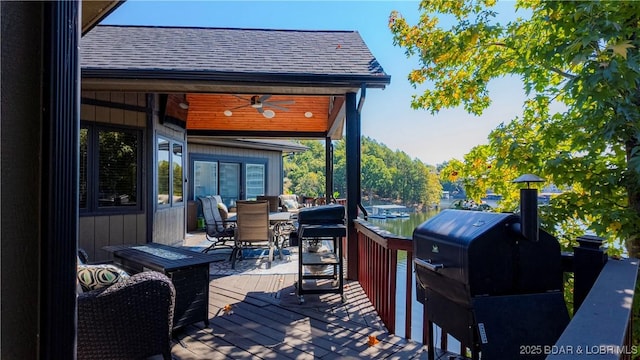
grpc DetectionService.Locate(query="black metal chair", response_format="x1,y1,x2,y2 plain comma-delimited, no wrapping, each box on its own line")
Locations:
198,196,236,253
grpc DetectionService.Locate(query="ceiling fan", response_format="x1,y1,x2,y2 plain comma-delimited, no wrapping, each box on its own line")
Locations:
224,94,295,118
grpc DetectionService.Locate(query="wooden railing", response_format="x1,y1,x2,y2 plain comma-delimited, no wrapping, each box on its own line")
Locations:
547,257,638,360
354,219,414,339
353,219,639,360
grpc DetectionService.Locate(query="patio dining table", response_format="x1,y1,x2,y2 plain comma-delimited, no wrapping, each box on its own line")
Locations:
226,211,293,227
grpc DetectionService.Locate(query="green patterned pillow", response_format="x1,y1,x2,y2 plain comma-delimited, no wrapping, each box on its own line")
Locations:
77,264,130,292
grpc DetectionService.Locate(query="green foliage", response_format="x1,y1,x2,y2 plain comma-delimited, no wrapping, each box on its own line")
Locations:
390,1,640,258
284,140,326,197
284,137,441,208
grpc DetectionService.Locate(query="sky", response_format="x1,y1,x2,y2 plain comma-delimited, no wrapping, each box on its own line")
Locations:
103,1,527,166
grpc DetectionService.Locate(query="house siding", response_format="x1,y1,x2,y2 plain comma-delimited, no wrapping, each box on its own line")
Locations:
153,93,187,246
79,91,150,261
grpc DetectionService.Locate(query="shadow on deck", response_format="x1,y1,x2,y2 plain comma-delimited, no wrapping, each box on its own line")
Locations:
170,274,437,359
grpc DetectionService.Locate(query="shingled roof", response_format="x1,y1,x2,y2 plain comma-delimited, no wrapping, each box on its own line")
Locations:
81,25,390,89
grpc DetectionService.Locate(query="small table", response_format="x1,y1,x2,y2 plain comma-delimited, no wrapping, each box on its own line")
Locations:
104,243,216,331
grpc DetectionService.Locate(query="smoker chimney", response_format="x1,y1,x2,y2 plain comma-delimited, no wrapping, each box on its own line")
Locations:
513,174,544,242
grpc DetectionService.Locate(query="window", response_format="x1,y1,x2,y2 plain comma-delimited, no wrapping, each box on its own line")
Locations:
190,154,267,208
193,161,218,200
245,163,265,200
157,136,184,207
80,123,142,213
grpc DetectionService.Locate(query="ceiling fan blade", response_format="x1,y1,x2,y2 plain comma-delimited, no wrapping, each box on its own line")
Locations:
264,103,290,111
258,94,272,102
232,94,252,102
257,107,264,114
228,104,251,110
266,100,295,105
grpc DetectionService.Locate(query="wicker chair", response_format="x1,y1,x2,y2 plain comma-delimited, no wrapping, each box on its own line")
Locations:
77,271,176,360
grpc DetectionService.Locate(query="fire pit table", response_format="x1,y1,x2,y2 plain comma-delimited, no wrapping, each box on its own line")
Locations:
104,243,217,331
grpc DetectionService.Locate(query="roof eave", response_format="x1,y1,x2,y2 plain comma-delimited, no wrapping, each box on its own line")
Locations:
81,69,391,90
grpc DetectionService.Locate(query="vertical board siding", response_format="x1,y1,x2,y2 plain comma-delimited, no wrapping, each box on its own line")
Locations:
122,215,138,244
93,216,111,261
108,215,124,245
78,216,96,260
137,213,146,245
153,207,185,246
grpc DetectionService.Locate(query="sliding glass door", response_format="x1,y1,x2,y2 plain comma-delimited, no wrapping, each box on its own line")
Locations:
193,160,218,200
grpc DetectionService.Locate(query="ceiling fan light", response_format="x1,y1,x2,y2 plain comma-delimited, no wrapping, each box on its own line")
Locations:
304,111,313,118
263,110,275,118
223,110,232,116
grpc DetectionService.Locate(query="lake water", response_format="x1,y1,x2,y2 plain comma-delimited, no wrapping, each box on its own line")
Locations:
365,210,438,343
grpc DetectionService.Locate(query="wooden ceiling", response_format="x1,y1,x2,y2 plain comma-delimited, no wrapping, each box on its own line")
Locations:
186,94,341,137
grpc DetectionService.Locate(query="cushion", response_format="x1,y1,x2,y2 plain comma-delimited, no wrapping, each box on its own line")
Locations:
77,264,130,292
217,202,229,220
283,199,298,210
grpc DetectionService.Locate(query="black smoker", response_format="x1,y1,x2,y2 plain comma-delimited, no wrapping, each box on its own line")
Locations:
414,186,569,359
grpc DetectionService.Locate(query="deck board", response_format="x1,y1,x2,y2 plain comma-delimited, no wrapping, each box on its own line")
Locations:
170,273,431,359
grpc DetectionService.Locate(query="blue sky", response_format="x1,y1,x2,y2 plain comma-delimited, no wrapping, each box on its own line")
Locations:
103,1,526,166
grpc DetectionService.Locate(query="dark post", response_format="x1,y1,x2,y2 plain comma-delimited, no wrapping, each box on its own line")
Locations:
345,92,360,280
41,1,81,358
325,137,333,201
573,235,608,313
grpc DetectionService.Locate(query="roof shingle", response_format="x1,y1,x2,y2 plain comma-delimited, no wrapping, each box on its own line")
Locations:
81,25,388,79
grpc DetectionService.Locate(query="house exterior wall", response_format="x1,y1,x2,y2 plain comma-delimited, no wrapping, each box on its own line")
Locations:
79,91,150,261
77,92,287,257
152,94,187,247
187,142,283,201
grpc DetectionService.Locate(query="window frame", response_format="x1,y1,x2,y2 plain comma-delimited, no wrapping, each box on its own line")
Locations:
80,121,144,215
156,134,185,209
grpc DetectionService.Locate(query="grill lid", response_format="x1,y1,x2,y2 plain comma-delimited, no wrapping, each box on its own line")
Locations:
413,209,516,246
297,204,345,225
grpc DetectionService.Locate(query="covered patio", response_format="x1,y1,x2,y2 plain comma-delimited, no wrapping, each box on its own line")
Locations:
3,2,636,359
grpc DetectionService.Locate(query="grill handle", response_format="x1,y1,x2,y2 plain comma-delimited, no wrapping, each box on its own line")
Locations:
415,258,444,272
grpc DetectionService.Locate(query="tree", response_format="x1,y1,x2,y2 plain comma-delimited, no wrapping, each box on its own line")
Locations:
361,154,392,204
389,1,640,258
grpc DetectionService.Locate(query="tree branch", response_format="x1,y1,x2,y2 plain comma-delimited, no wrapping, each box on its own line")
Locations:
485,42,578,80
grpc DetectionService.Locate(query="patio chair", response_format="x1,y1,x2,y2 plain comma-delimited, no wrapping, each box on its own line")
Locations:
231,200,274,269
257,195,282,212
77,271,176,360
198,196,236,253
279,194,304,213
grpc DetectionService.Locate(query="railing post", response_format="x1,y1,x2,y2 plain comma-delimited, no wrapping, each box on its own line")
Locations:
573,235,608,313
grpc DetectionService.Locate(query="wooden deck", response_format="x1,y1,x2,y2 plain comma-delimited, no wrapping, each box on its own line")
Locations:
170,274,432,359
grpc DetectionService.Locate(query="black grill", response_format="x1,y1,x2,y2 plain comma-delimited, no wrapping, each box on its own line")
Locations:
414,209,569,359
